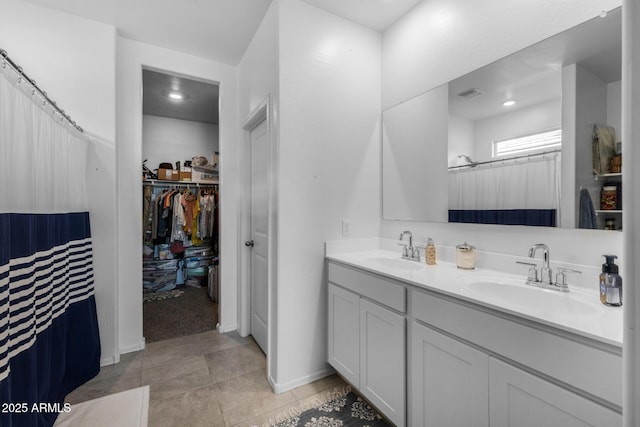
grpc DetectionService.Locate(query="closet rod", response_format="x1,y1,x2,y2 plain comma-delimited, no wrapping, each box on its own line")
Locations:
448,149,561,170
143,180,218,189
0,49,84,133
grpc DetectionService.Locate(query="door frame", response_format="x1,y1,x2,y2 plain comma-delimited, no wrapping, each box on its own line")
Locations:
239,94,278,382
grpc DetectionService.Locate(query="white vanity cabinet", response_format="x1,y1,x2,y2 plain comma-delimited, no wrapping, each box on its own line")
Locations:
327,262,406,427
410,288,622,427
326,255,621,427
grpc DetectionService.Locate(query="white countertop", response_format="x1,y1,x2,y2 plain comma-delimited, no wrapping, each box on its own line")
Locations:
326,247,623,348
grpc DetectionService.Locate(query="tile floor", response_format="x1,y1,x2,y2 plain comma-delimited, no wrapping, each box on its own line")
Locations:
65,330,346,427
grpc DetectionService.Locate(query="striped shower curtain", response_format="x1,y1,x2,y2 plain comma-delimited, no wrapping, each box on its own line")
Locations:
0,56,101,427
448,154,561,227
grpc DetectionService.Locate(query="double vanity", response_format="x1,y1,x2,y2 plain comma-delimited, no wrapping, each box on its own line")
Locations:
325,238,622,426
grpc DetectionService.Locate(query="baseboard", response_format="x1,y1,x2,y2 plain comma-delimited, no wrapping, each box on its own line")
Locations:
216,322,238,333
269,367,336,394
119,339,146,355
100,354,119,367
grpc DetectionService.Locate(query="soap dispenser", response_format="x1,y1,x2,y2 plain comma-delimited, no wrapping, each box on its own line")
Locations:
425,238,436,265
599,255,622,306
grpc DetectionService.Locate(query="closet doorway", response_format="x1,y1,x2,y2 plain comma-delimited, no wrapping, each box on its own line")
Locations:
141,68,221,343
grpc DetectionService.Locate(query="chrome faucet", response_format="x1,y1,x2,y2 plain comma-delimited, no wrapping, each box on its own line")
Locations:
399,231,420,262
516,243,581,292
528,243,552,284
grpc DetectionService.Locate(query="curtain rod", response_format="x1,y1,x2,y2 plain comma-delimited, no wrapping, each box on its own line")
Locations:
0,49,84,133
448,149,561,170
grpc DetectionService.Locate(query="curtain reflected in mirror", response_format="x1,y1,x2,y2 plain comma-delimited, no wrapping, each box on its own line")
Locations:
448,152,561,227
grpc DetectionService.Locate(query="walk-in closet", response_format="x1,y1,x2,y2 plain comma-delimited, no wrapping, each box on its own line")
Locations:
141,69,220,343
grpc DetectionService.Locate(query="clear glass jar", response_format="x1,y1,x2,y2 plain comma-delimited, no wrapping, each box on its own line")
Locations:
456,242,476,270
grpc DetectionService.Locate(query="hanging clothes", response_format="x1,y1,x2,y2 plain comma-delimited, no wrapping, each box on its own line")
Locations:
171,191,188,242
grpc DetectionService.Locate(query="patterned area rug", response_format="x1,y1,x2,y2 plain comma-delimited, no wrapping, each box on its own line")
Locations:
143,289,184,303
268,387,390,427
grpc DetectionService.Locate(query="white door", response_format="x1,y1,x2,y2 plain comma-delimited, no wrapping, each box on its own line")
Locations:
248,119,269,354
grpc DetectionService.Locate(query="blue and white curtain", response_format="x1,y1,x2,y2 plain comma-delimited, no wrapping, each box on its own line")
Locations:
448,154,561,227
0,58,100,426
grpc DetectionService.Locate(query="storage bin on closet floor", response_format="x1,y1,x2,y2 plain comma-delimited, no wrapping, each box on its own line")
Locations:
143,259,178,292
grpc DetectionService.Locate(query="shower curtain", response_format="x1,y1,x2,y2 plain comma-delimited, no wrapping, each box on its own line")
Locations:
0,59,100,426
448,154,560,227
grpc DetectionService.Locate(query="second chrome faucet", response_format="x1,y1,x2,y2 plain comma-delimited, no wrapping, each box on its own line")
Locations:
517,243,581,292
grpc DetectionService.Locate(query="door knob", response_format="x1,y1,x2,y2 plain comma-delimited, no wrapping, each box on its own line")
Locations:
245,240,254,247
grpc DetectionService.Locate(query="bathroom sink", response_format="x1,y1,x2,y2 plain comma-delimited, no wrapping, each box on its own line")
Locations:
365,257,424,271
456,276,598,316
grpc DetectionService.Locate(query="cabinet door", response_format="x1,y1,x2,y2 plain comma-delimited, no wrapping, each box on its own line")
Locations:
489,358,621,427
360,298,406,426
411,322,489,427
327,284,360,386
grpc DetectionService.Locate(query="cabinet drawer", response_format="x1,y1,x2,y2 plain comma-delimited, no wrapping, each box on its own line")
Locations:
328,262,406,312
411,289,622,408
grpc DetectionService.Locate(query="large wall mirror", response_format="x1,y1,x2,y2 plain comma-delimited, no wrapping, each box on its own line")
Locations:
382,7,622,230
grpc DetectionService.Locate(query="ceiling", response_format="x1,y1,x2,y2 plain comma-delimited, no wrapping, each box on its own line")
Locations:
142,70,219,124
21,0,422,123
301,0,422,32
21,0,273,66
21,0,420,66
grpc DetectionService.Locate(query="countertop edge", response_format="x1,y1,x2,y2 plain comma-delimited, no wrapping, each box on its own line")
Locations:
326,254,623,350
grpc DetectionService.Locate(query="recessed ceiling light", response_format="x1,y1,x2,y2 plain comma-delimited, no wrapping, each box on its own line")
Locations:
502,99,516,107
168,92,183,100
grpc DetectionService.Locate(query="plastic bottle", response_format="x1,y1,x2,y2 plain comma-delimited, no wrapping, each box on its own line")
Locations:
599,255,622,306
425,238,436,265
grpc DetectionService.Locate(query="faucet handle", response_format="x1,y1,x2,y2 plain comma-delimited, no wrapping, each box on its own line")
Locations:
516,261,539,283
397,242,409,256
554,268,581,291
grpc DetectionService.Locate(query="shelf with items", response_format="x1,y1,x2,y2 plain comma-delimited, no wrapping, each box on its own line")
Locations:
591,172,622,231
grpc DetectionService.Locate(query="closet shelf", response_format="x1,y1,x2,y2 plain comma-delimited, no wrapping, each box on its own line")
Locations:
595,210,622,215
594,173,622,180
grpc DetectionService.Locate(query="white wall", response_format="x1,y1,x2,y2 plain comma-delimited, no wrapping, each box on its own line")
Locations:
574,66,608,227
473,99,562,162
117,38,239,353
0,0,119,365
382,0,623,274
274,0,382,390
607,80,622,136
448,115,475,166
142,115,219,171
237,0,280,384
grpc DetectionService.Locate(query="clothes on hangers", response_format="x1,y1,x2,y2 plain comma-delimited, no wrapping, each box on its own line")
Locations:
145,184,219,246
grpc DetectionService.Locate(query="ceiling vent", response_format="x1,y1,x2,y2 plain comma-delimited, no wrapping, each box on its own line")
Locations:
457,88,484,99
